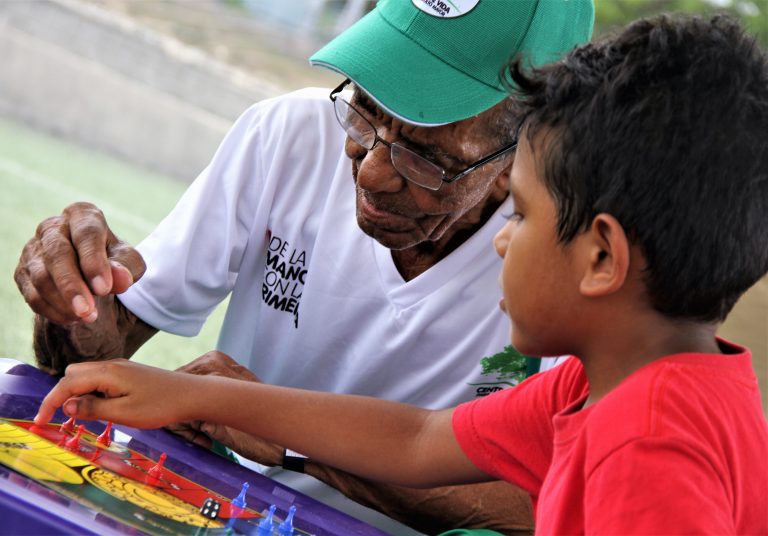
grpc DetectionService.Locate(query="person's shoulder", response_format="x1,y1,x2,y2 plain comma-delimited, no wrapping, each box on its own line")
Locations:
491,356,587,411
584,343,760,445
264,87,332,105
232,87,341,151
247,87,334,120
536,356,586,399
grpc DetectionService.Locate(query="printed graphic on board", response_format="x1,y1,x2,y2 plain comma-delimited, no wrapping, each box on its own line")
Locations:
0,419,275,533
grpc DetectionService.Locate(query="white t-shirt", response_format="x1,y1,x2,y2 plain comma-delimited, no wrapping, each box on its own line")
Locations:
119,88,557,532
120,87,549,407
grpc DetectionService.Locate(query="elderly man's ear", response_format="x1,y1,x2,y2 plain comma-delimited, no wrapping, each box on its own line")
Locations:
494,164,513,193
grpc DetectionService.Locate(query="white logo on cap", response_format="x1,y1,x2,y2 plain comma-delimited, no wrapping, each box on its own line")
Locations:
411,0,480,18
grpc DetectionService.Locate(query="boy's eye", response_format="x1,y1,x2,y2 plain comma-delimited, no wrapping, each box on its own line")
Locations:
501,210,523,222
500,199,522,221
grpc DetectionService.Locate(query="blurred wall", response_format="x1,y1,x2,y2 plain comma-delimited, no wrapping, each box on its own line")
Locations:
0,0,278,181
720,279,768,412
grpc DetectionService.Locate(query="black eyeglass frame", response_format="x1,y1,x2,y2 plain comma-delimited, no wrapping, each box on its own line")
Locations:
329,79,517,191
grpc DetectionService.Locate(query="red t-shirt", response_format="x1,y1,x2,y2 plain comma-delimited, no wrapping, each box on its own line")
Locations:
453,342,768,534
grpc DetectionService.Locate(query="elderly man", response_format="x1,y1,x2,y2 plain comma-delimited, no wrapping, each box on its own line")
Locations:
15,0,593,532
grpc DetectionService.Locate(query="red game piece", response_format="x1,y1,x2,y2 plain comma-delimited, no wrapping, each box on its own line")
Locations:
59,417,76,433
65,425,85,450
146,453,167,485
96,422,113,447
56,419,77,446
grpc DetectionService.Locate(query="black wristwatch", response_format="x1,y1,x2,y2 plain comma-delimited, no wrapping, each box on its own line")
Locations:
282,448,308,473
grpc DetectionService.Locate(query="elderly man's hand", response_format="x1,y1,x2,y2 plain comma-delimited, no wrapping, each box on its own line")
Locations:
175,350,259,382
168,351,283,466
15,202,145,325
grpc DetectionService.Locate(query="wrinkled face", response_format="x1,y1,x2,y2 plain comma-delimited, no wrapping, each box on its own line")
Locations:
347,91,513,250
493,133,581,357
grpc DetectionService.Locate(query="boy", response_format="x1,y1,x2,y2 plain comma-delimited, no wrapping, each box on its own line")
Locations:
35,14,768,534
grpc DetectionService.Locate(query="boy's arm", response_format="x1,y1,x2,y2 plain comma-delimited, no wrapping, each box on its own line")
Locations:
36,359,487,488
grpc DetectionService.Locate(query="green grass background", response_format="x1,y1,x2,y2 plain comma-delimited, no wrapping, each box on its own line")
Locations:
0,116,224,371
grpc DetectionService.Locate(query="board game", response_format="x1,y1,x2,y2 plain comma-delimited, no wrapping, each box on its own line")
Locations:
0,359,387,536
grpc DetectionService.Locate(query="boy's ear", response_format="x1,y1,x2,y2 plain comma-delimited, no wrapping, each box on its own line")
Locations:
579,213,630,297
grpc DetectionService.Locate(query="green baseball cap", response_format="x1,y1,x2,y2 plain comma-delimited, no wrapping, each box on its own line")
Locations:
310,0,594,126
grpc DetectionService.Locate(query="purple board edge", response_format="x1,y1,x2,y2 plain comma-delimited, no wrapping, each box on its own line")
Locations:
0,361,389,536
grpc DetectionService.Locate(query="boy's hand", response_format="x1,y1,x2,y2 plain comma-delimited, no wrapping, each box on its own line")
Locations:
34,359,196,428
167,351,283,466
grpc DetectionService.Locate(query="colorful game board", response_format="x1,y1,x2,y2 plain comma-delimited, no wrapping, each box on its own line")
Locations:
0,360,386,536
0,418,275,534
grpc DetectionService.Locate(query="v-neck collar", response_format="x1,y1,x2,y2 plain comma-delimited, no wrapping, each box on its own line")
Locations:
372,201,509,308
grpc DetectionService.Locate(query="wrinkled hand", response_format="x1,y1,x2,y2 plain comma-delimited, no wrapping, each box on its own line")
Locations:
15,202,145,325
166,420,283,466
169,351,283,466
176,350,259,382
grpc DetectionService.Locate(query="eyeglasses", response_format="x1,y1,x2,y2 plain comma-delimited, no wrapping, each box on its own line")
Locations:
329,79,517,191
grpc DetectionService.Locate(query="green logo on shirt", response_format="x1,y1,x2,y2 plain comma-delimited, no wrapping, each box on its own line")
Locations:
469,346,531,397
480,345,529,382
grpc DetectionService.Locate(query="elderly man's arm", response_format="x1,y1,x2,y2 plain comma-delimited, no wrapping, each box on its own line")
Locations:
16,202,155,375
306,464,534,534
32,297,157,376
170,352,534,533
175,422,533,533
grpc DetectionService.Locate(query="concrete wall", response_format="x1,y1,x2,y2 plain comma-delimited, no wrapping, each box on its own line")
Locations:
0,0,279,181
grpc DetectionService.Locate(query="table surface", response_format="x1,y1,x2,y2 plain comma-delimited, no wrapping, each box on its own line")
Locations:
0,359,387,536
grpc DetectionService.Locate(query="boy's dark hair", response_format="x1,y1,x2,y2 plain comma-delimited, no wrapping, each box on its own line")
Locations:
508,15,768,322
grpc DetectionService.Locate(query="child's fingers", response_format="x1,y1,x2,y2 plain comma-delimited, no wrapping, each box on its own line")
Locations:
62,394,118,423
64,390,168,429
36,359,186,429
34,395,61,426
35,376,86,425
34,361,123,425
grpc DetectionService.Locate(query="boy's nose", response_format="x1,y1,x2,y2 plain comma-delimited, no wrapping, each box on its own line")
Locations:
493,224,511,257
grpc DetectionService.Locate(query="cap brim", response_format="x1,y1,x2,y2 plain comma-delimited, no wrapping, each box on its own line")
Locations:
310,10,507,126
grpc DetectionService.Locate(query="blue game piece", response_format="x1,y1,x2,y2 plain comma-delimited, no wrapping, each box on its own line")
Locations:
232,482,249,509
226,482,249,532
257,504,276,533
278,505,297,536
